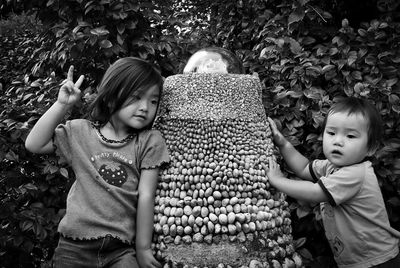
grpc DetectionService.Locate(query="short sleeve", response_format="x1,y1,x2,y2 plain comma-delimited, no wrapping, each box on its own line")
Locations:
53,121,73,166
318,165,365,206
139,130,170,169
310,159,329,182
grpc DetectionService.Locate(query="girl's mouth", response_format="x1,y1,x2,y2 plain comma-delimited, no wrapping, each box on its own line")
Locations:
134,115,146,120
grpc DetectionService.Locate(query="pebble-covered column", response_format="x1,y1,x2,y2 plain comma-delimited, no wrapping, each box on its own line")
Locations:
153,73,302,268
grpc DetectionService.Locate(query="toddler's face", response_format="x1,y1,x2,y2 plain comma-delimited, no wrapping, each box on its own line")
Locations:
322,111,370,167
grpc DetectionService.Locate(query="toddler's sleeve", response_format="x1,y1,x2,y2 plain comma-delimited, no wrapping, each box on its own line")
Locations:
53,121,73,166
318,165,365,206
140,130,170,169
309,159,329,182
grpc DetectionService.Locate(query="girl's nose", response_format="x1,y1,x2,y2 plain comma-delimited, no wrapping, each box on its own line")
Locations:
138,100,148,111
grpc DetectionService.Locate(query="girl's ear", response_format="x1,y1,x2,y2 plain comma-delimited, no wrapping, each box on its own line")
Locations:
107,99,116,111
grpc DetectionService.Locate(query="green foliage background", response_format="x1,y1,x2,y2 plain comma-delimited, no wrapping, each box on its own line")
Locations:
0,0,399,267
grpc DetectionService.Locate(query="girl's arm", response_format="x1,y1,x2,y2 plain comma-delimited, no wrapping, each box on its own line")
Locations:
263,158,328,203
25,66,84,154
136,168,162,268
267,117,312,181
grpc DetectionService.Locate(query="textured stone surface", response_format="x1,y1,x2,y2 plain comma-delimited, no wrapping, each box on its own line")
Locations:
153,73,302,268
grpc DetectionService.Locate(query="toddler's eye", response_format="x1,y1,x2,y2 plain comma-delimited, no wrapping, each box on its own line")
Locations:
347,134,356,139
151,99,159,105
326,131,335,136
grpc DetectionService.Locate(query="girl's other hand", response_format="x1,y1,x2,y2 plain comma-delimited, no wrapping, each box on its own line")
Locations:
137,248,162,268
267,117,288,148
58,66,84,106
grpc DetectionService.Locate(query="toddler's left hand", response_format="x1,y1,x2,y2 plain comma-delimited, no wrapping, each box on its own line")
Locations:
263,158,285,180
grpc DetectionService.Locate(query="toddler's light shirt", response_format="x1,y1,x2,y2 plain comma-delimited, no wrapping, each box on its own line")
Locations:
310,159,400,268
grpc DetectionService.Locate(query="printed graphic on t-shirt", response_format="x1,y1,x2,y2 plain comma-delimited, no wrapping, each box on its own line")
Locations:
91,152,134,188
321,202,334,217
330,236,344,257
98,163,128,187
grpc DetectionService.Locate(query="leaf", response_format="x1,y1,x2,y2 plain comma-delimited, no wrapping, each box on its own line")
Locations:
286,90,303,98
30,81,42,88
358,29,367,36
301,36,316,45
20,220,34,232
59,168,69,178
117,23,125,35
99,40,113,49
386,78,398,87
329,47,339,56
322,64,335,73
30,202,44,210
46,0,55,7
296,206,312,218
365,54,376,65
332,36,345,46
389,94,399,105
351,71,362,80
22,183,38,192
298,248,313,260
5,150,19,161
90,27,110,36
117,34,124,45
392,105,400,113
293,237,307,249
347,51,358,66
288,38,302,54
354,82,364,93
288,7,305,25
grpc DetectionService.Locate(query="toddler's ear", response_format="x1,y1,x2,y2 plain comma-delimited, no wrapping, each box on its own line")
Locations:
367,147,378,157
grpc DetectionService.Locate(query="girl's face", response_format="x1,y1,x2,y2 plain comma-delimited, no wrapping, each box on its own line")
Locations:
111,84,160,132
322,111,371,167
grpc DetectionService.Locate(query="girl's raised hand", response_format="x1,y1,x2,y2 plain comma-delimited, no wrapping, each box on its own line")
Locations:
267,117,288,148
57,66,84,106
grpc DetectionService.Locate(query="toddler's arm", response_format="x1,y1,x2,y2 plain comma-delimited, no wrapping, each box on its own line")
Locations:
25,66,84,154
136,168,162,268
263,158,328,203
267,117,312,181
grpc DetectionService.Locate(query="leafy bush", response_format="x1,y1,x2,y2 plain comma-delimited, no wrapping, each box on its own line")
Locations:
1,1,399,267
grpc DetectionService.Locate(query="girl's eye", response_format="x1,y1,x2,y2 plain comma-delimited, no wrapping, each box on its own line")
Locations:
347,134,356,139
151,99,159,105
326,131,335,136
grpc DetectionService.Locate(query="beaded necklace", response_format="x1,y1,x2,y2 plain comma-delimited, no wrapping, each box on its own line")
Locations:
93,123,135,144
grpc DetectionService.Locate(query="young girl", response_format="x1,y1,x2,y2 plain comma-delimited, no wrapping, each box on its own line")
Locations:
264,97,400,267
25,57,169,268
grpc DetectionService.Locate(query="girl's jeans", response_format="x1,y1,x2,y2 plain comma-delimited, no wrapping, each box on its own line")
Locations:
52,235,138,268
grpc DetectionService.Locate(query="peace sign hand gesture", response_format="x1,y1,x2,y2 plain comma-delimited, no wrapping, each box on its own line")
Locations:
57,66,85,106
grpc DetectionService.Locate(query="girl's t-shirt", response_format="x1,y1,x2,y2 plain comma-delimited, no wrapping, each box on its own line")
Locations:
53,119,170,244
310,159,400,268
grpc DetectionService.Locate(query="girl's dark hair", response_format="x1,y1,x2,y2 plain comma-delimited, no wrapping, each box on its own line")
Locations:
88,57,163,130
322,97,383,152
